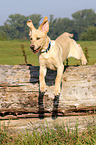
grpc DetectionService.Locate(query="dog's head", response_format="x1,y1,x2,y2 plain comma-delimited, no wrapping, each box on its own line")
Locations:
27,16,49,53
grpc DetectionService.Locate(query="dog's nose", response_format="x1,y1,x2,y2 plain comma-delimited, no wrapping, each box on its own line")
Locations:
30,44,35,50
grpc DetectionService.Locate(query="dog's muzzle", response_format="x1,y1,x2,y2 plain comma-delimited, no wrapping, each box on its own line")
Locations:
30,44,35,50
30,44,41,53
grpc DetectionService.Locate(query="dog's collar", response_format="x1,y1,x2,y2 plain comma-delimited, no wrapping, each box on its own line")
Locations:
41,41,51,53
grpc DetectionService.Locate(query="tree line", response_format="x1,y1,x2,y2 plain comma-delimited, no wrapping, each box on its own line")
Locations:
0,9,96,41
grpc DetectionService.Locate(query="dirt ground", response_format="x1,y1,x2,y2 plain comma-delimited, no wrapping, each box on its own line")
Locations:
0,114,96,133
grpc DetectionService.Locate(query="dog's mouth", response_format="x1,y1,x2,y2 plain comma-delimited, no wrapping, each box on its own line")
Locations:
30,44,41,53
33,46,41,53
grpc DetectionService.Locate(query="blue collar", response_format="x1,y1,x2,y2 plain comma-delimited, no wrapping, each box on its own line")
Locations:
41,41,51,53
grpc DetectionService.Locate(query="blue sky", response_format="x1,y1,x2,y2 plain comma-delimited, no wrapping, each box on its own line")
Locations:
0,0,96,26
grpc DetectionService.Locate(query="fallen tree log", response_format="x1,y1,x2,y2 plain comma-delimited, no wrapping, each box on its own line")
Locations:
0,65,96,119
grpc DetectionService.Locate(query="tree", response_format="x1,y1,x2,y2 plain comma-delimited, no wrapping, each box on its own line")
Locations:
0,27,7,40
1,14,42,40
48,15,57,39
72,9,96,40
79,26,96,41
3,14,28,39
48,16,75,40
0,9,96,41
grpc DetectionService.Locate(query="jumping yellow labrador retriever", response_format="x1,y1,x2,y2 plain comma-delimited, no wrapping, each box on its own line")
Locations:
27,16,87,96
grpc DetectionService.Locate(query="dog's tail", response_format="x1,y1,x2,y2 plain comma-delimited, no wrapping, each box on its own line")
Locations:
64,32,73,38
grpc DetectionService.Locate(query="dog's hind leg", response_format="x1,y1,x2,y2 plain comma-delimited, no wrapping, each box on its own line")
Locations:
68,40,87,65
78,44,87,65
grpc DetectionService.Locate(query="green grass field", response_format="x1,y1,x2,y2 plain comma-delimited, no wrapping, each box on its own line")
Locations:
0,40,39,65
0,40,96,65
0,119,96,144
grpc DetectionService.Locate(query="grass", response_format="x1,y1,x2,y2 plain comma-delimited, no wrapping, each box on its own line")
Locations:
0,119,96,145
0,40,39,66
0,40,96,66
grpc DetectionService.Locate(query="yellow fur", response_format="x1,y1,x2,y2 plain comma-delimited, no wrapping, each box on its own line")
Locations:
27,17,87,95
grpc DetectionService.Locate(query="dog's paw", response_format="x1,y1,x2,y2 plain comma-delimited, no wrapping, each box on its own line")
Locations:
81,59,87,65
40,84,46,93
54,86,60,96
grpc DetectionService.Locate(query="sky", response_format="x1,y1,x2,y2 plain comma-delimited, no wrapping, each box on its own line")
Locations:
0,0,96,26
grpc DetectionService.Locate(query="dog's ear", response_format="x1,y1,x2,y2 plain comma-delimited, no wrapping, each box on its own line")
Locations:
39,16,49,34
29,30,32,36
27,20,35,30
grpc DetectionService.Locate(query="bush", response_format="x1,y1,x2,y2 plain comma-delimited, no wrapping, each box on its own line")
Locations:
79,26,96,41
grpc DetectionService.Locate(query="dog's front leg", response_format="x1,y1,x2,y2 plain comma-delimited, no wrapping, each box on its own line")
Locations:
39,66,47,93
55,64,64,96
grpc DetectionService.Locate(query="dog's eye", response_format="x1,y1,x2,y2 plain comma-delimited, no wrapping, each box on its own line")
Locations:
37,37,40,40
30,38,33,40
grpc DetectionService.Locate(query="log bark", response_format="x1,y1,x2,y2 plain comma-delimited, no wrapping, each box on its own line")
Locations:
0,65,96,119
